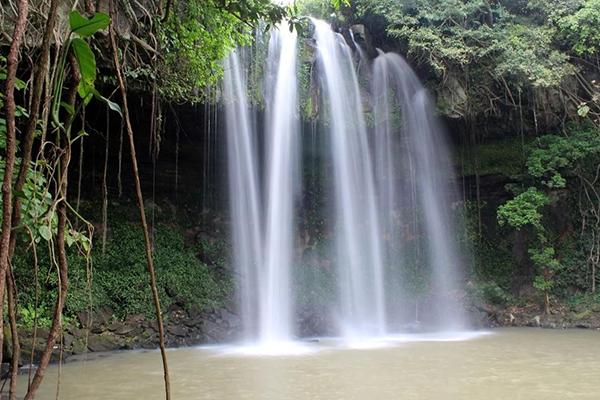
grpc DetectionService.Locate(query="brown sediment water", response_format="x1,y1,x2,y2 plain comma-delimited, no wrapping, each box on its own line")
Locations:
14,328,600,399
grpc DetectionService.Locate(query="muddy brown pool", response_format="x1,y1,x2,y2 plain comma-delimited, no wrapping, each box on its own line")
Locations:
15,328,600,399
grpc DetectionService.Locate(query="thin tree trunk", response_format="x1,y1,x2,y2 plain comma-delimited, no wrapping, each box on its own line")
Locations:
117,119,124,197
102,107,110,254
76,135,84,213
174,114,179,199
0,0,29,369
6,4,58,392
109,4,171,399
23,58,78,400
468,118,482,240
11,0,60,251
24,157,70,399
7,270,20,400
593,263,596,293
27,226,39,389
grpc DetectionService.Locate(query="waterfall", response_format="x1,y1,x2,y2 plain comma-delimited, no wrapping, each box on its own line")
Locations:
224,20,467,350
223,50,263,340
224,25,300,346
261,26,300,343
372,52,466,329
312,19,387,339
348,29,367,75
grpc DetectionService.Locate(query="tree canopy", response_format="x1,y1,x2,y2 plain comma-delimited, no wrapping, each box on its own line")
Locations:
354,0,599,124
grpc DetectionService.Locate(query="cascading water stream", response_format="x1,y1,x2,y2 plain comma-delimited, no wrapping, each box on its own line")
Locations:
372,52,466,329
224,25,300,348
223,50,263,339
348,29,367,75
260,25,300,344
224,20,467,351
312,19,387,340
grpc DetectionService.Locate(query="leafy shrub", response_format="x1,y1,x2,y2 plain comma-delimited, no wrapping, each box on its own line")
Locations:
468,282,512,306
17,304,53,329
14,220,231,322
91,223,230,318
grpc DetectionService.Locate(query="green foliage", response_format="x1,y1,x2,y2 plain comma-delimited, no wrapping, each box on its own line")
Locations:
497,184,559,306
556,235,589,292
195,237,228,269
491,24,574,88
359,0,573,84
558,0,600,55
295,0,343,18
526,128,600,188
83,223,229,318
566,291,600,310
14,221,231,322
530,245,562,294
69,11,110,37
220,0,289,26
375,0,490,73
17,304,53,329
355,0,593,119
474,239,516,290
68,11,110,81
459,138,526,176
296,0,335,18
459,199,517,300
67,11,120,113
0,55,28,120
532,274,554,292
157,1,251,101
495,126,600,306
497,187,550,232
1,24,104,263
530,0,600,56
0,58,56,246
530,246,561,270
71,37,97,100
468,281,512,306
153,0,350,101
156,0,297,101
331,0,351,9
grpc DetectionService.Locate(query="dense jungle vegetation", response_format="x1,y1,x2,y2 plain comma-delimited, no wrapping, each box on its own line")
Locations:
0,0,599,398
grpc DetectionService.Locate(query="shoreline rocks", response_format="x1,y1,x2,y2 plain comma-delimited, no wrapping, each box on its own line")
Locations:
11,300,599,370
470,302,600,330
16,304,242,366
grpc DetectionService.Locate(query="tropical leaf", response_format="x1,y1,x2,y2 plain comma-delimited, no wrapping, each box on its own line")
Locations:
38,225,52,241
71,38,97,98
69,11,110,37
92,88,122,116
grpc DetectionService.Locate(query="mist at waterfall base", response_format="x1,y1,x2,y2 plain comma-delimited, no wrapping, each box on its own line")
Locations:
222,20,470,353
